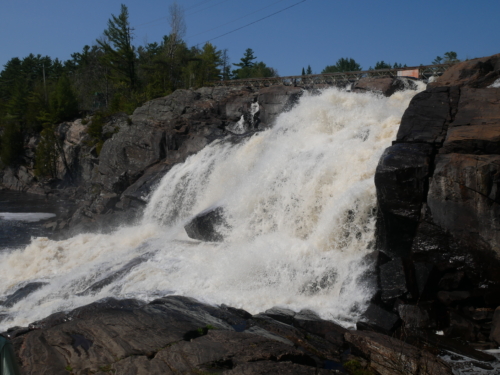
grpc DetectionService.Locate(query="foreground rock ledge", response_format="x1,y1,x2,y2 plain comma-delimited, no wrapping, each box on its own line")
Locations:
0,296,457,375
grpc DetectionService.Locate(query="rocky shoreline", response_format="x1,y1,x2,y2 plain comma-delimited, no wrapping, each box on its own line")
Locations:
2,55,500,374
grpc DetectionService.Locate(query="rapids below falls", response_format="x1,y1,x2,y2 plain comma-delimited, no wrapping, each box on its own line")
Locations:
0,84,426,331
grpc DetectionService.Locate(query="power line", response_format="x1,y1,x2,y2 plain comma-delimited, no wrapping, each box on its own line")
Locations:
186,0,286,40
196,0,306,46
134,0,231,29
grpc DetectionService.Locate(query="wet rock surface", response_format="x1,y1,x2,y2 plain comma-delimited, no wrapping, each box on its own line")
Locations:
184,206,229,242
374,53,500,366
0,295,460,375
352,77,415,97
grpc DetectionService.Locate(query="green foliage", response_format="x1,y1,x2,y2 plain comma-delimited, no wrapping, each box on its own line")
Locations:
35,127,59,177
432,51,460,65
0,122,24,166
233,48,257,69
197,43,222,86
0,8,281,169
197,324,216,336
233,62,277,79
374,61,392,70
96,4,136,91
86,110,120,155
322,58,362,73
343,360,372,375
306,65,312,75
392,62,407,68
232,48,278,79
50,75,79,122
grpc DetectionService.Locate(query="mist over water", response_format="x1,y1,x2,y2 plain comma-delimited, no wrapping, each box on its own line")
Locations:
0,85,424,330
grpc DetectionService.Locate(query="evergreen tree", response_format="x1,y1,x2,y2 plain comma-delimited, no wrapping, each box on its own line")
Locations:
50,75,79,122
374,61,392,69
197,43,222,86
322,58,362,73
306,65,312,75
96,4,137,91
34,127,59,177
302,67,305,76
232,48,276,79
432,51,459,65
233,48,257,69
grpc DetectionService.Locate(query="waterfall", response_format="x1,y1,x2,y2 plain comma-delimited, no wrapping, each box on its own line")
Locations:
0,85,424,330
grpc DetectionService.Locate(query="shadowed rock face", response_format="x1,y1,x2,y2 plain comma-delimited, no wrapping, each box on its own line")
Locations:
3,295,454,375
374,53,500,351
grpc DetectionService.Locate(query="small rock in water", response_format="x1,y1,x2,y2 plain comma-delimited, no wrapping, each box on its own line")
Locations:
184,206,230,242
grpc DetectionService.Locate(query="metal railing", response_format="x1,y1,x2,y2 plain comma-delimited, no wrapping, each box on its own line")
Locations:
210,63,454,87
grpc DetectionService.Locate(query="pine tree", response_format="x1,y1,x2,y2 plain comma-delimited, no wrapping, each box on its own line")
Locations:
50,75,79,122
306,65,312,75
233,48,257,69
322,58,362,73
374,61,391,69
96,4,136,91
301,67,305,76
197,43,222,86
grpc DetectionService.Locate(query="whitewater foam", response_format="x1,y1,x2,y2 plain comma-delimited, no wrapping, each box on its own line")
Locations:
0,85,425,330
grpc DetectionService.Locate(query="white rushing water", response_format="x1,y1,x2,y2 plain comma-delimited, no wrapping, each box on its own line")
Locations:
0,85,424,330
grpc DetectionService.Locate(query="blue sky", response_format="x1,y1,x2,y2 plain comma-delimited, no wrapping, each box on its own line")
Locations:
1,0,499,77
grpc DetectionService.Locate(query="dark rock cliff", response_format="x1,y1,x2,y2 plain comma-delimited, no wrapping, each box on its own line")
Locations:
374,53,500,349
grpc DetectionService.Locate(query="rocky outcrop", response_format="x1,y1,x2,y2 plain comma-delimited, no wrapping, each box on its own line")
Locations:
2,295,456,375
4,85,305,235
345,330,452,374
353,77,417,97
374,53,500,351
257,86,303,127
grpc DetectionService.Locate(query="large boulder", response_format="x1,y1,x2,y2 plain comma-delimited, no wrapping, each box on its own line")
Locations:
257,86,303,127
345,330,452,375
131,89,201,123
396,87,455,144
429,53,500,88
353,77,414,97
375,143,433,257
184,206,229,242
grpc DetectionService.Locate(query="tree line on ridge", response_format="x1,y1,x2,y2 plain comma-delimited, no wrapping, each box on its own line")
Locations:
0,2,461,178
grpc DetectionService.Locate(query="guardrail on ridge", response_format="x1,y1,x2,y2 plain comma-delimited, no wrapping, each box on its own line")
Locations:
210,63,455,87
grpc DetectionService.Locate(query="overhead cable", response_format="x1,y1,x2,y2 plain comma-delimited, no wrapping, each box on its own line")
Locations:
196,0,306,46
186,0,286,40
